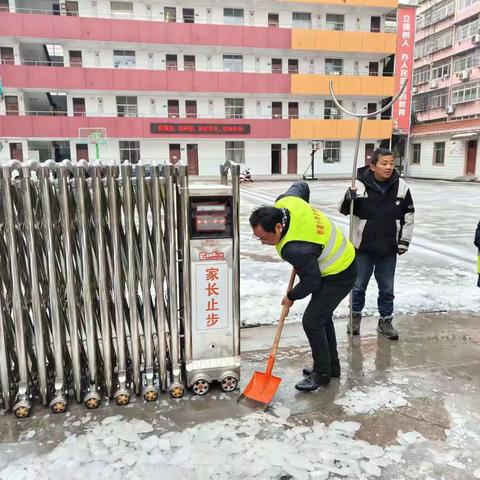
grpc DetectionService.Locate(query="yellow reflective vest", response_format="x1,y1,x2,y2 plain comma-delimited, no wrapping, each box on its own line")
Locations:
274,196,355,277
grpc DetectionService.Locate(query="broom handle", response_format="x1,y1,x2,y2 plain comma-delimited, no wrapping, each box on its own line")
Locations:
266,268,296,377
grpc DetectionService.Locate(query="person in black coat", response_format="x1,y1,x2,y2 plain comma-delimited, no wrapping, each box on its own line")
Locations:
474,221,480,287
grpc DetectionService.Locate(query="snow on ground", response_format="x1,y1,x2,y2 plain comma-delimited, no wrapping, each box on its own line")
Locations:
239,180,480,326
0,411,427,480
334,384,409,415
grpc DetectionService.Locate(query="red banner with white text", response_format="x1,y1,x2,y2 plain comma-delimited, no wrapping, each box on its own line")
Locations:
392,7,416,135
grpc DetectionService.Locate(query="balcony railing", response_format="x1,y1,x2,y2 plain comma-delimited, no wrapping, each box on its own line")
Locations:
1,110,392,120
6,61,394,77
6,7,397,33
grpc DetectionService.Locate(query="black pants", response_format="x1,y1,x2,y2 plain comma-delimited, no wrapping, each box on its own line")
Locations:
302,260,357,375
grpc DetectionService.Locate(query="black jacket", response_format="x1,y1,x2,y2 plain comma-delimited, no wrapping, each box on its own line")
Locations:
339,166,415,256
474,221,480,287
276,182,324,301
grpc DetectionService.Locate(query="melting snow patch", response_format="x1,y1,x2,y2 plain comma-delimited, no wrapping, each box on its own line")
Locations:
335,385,409,415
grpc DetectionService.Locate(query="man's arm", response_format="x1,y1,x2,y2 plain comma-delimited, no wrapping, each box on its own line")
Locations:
281,243,322,300
276,181,310,203
474,221,480,249
399,188,415,251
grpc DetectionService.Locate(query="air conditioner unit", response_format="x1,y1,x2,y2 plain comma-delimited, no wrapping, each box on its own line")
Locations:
412,86,418,94
472,33,480,44
430,80,438,89
445,104,455,114
458,70,470,81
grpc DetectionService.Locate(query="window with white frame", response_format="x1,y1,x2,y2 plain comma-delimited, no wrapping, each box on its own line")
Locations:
412,144,421,164
224,8,244,25
225,141,245,163
453,50,480,72
225,98,244,118
416,30,453,57
413,66,430,85
113,50,136,68
325,58,343,75
431,62,450,79
452,81,480,103
292,12,311,29
111,1,133,17
119,141,140,163
223,55,243,72
324,100,342,119
116,96,138,117
412,95,429,112
325,14,344,31
423,1,454,27
433,142,445,165
456,17,480,42
429,91,448,109
323,141,341,163
459,0,480,8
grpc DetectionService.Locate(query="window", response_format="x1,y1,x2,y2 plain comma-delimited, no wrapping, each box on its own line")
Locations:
223,55,243,72
116,96,138,117
164,6,176,22
166,54,178,70
5,96,19,116
224,8,244,25
413,67,430,86
456,18,480,43
454,50,480,73
324,100,342,119
225,98,244,119
323,141,341,163
412,144,421,165
268,13,279,27
69,50,82,67
429,91,448,109
431,63,450,79
111,1,133,17
119,141,140,164
433,142,445,165
272,58,282,74
325,58,343,75
292,12,311,29
326,14,344,31
113,50,135,68
0,0,9,12
183,8,194,23
288,102,299,119
272,102,282,119
45,44,64,66
0,47,14,65
73,98,86,117
459,0,480,8
184,55,196,71
452,81,480,104
288,59,299,74
65,1,79,16
185,100,197,118
370,16,381,32
168,100,180,118
225,141,245,163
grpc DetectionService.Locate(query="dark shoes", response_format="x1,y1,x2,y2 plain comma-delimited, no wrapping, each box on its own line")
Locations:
377,316,399,340
303,360,340,378
295,372,331,392
347,313,362,336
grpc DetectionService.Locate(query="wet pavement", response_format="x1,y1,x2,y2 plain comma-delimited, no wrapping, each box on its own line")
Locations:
1,312,480,479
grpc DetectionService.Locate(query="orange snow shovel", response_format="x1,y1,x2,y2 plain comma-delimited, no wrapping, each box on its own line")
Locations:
238,268,296,410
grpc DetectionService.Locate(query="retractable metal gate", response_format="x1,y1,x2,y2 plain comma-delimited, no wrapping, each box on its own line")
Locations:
0,160,240,418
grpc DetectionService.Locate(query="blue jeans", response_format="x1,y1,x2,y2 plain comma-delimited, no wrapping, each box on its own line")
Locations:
352,252,397,318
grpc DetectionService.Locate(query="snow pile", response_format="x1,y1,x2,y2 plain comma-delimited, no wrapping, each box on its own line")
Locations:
0,413,426,480
335,385,409,415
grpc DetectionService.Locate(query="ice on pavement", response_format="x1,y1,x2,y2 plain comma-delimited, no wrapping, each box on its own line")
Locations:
334,385,409,415
0,413,428,480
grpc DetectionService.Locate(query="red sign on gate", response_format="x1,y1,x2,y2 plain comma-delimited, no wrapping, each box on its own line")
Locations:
392,7,416,135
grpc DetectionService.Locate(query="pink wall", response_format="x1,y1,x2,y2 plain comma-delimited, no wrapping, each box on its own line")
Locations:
0,116,291,139
0,12,291,49
0,65,291,93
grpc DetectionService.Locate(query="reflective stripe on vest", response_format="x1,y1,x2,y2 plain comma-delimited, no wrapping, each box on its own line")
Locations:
274,196,355,277
477,252,480,274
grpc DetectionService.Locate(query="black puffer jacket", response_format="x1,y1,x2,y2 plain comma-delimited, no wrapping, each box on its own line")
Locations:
339,166,415,256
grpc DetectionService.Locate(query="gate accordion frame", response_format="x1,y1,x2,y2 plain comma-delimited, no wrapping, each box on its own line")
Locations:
0,159,239,418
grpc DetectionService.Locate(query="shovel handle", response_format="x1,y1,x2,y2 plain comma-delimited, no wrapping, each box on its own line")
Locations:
266,268,296,377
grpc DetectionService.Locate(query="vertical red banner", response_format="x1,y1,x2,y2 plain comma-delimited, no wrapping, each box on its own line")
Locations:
392,7,416,135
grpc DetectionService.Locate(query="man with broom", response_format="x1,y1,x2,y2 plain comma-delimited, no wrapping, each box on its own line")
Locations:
249,181,356,392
